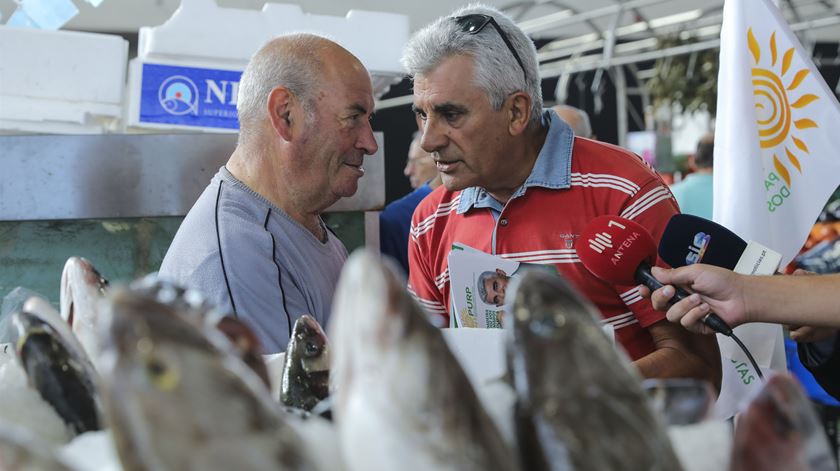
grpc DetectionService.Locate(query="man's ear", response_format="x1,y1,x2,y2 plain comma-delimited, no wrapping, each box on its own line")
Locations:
496,268,507,276
267,86,295,141
507,91,532,136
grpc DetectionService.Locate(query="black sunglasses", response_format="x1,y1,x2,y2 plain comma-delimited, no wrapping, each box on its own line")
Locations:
453,14,527,81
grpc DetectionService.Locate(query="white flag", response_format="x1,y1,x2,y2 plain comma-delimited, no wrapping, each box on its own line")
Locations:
715,0,840,261
712,0,840,419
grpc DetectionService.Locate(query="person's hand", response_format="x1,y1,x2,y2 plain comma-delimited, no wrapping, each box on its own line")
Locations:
638,264,749,335
787,325,838,343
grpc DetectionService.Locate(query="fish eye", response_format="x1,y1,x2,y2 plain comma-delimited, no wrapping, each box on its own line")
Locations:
145,355,179,391
304,342,320,357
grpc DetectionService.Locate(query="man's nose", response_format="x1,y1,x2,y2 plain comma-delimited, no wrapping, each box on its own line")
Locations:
357,122,379,155
420,117,447,154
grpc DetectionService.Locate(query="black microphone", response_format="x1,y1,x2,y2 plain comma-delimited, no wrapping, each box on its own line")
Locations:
658,214,747,270
659,214,782,276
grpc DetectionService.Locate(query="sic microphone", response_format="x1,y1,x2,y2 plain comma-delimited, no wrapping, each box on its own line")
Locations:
658,214,781,276
659,214,747,269
577,215,733,336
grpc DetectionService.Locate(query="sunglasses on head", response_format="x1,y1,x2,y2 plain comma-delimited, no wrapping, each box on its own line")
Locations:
453,14,527,81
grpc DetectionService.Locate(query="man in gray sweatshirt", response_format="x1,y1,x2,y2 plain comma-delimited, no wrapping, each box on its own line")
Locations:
159,34,378,352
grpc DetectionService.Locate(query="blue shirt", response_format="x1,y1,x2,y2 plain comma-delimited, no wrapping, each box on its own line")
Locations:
670,173,714,220
380,183,433,274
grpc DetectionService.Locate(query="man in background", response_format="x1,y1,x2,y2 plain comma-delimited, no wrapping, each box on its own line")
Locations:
379,132,442,273
551,104,593,139
670,134,714,219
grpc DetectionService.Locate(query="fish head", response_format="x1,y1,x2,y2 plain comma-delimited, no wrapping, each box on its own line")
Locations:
733,373,836,470
100,284,282,468
12,309,101,435
329,250,424,402
508,269,605,344
506,269,619,395
289,315,330,375
281,315,330,410
59,257,109,360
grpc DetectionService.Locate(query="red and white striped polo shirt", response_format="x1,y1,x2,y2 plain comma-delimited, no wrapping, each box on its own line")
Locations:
407,136,678,361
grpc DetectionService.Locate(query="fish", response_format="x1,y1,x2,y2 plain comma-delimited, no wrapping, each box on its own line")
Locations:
280,315,330,411
329,250,519,471
643,378,715,426
99,282,317,471
0,423,76,471
131,275,272,388
12,310,102,436
730,373,836,471
507,269,682,471
59,257,109,363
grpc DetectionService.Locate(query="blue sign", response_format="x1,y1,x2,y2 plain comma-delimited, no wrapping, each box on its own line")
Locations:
139,63,242,130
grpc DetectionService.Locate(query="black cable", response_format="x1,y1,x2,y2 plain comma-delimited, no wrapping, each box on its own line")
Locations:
729,331,765,380
636,265,765,381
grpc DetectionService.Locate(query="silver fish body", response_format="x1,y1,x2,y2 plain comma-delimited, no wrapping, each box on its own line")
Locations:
507,269,682,471
330,250,519,471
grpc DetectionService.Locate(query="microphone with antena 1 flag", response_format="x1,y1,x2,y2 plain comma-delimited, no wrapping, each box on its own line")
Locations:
577,215,764,382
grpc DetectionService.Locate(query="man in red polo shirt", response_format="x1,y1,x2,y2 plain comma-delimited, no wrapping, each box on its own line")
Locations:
401,5,720,384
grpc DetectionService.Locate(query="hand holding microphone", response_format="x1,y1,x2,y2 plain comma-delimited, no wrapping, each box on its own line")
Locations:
577,215,764,378
577,215,734,336
649,214,783,334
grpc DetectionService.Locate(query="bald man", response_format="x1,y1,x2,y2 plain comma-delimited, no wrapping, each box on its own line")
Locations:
551,104,593,139
160,34,378,352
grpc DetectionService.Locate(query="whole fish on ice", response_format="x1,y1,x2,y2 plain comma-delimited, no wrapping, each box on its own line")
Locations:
330,250,519,471
99,282,317,471
506,269,681,471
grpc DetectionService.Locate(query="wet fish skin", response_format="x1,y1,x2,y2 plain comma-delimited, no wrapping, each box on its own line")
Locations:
101,284,315,471
507,270,682,471
730,373,836,471
13,311,101,436
330,251,519,471
59,257,109,362
280,315,330,411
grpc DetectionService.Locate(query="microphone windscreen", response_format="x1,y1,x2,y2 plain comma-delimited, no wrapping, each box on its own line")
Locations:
578,215,657,285
658,214,747,269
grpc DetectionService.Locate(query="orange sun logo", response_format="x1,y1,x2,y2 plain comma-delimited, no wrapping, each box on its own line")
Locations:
748,28,819,188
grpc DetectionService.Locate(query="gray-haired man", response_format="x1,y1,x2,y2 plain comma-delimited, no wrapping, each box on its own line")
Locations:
160,34,378,352
404,4,720,385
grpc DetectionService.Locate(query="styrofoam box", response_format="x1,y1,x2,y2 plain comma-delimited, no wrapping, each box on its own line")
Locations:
0,25,127,133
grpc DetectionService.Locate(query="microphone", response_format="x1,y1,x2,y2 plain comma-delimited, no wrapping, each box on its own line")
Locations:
658,214,781,276
577,215,733,336
658,214,746,269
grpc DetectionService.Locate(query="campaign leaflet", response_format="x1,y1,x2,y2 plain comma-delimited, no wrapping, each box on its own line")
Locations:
447,243,522,329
